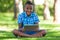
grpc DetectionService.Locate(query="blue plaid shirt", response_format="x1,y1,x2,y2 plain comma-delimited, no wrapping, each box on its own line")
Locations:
18,11,39,28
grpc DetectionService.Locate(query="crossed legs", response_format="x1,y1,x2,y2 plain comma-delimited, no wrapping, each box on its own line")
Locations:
13,29,46,37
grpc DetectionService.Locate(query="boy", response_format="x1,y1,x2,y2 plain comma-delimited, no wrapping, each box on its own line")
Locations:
13,1,46,37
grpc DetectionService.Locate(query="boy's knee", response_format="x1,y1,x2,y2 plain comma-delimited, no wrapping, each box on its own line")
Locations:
12,29,19,37
12,29,18,33
41,30,47,36
41,30,46,33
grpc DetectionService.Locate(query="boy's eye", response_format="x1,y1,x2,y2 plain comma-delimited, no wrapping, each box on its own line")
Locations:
27,8,29,10
26,8,32,10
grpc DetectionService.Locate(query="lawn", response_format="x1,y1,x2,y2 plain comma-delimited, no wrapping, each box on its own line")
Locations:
0,12,60,40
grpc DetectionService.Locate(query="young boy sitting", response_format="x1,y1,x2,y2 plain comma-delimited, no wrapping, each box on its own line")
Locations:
13,1,46,37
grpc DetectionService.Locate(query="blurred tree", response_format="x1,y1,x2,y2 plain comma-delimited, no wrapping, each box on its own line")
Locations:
14,0,17,19
23,0,27,10
14,0,23,19
0,0,14,12
18,0,23,13
54,0,60,23
44,0,50,20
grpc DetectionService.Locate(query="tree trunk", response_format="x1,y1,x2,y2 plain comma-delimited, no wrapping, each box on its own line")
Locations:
44,0,50,20
19,0,23,13
54,0,60,23
14,0,23,19
14,0,17,19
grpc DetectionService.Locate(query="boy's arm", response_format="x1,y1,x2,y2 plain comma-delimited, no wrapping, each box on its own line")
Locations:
34,13,40,24
34,22,39,26
34,22,38,24
18,23,23,31
18,14,23,31
33,22,39,31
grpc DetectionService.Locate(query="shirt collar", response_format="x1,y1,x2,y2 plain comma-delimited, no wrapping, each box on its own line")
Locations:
24,11,34,17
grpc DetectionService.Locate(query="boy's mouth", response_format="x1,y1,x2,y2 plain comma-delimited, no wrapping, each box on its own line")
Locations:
26,11,31,14
26,12,31,15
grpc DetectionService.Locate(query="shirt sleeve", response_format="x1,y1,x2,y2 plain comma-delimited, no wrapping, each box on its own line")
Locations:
34,14,40,23
18,14,22,24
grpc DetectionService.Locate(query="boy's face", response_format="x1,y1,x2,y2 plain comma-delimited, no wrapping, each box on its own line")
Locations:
24,4,33,16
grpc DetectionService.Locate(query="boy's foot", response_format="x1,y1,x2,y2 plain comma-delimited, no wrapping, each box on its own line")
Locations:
13,32,18,38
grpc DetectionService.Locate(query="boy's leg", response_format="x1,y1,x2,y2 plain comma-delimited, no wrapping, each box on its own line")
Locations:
31,30,46,37
13,29,31,37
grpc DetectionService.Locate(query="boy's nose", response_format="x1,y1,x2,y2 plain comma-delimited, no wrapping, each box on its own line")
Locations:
28,9,31,12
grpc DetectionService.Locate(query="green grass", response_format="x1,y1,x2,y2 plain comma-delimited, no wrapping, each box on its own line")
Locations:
0,12,60,40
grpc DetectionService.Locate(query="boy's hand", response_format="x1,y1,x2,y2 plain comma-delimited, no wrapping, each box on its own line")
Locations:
19,28,24,32
18,24,24,32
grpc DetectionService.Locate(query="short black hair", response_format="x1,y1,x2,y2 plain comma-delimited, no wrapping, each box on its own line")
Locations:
25,1,33,5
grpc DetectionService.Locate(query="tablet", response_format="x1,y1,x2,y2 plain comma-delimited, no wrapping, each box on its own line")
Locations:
24,24,39,31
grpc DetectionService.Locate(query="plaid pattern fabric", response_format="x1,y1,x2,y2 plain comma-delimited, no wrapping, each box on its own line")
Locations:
18,11,39,27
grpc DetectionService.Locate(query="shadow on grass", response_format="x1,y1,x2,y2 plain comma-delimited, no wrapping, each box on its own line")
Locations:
46,31,60,37
0,31,17,39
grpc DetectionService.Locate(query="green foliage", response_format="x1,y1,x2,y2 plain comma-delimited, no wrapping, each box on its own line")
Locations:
0,0,14,12
22,0,28,10
35,5,54,16
0,0,54,14
49,7,54,16
35,5,44,16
